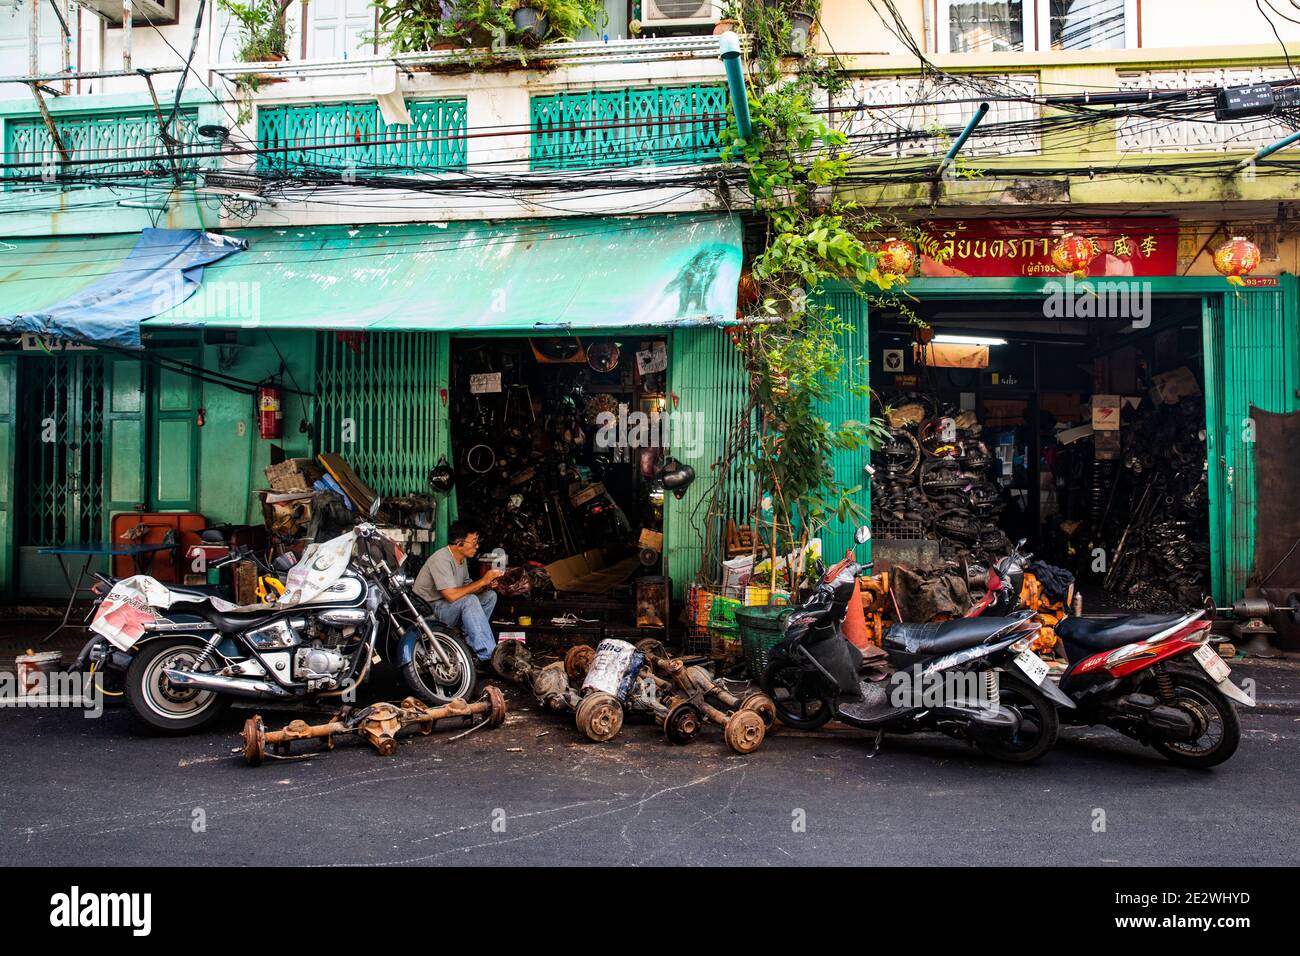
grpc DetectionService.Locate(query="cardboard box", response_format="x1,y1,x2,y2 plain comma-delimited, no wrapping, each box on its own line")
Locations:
1091,394,1122,431
545,549,640,593
569,481,606,508
264,458,323,493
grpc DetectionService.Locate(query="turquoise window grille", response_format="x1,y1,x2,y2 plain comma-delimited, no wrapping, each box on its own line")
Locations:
530,84,728,170
3,109,200,188
257,99,468,176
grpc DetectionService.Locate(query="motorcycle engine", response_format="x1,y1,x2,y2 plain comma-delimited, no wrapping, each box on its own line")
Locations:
291,609,369,688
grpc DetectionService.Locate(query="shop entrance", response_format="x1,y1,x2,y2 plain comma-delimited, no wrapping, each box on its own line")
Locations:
870,295,1211,612
447,334,668,576
14,352,107,597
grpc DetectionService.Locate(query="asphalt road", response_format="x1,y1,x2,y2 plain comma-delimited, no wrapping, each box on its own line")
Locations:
1,671,1296,868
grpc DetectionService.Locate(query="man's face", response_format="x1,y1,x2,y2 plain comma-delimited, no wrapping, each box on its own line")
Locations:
458,532,481,557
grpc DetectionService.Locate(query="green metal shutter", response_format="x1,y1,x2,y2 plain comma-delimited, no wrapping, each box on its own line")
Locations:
812,288,872,566
1204,284,1300,602
315,332,441,497
663,326,754,598
0,355,15,595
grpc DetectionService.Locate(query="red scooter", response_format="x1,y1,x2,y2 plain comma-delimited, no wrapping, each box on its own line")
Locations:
967,543,1253,766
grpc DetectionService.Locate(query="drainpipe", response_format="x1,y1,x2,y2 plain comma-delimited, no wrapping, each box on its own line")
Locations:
123,0,133,71
935,102,989,180
718,31,753,145
29,0,39,75
1233,129,1300,172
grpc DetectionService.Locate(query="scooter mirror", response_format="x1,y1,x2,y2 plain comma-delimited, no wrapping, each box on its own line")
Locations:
369,497,382,517
854,525,872,544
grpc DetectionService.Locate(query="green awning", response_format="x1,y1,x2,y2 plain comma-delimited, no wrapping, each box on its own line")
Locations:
0,234,141,316
144,213,743,333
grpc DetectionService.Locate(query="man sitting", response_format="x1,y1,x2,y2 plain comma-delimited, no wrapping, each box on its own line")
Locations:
413,521,503,664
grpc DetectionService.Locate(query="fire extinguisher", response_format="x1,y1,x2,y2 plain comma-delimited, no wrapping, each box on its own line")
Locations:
257,381,283,440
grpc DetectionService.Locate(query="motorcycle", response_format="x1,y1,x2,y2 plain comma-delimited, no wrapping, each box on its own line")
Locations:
967,540,1253,766
77,521,478,735
760,527,1074,763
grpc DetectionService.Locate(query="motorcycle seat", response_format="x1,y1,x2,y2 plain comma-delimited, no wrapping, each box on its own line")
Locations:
1055,614,1191,655
197,604,281,633
885,616,1020,655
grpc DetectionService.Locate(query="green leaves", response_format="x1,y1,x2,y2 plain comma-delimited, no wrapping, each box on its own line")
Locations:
723,68,896,550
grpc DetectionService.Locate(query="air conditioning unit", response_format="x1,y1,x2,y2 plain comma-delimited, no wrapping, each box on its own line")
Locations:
79,0,180,27
641,0,721,29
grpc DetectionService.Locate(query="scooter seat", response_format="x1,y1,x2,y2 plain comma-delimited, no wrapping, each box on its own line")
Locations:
885,616,1019,655
1055,614,1190,655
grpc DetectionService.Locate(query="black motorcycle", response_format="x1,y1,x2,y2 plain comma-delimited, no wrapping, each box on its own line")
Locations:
760,527,1074,763
78,522,477,735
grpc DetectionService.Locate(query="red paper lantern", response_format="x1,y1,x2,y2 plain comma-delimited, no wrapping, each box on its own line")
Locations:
1213,236,1261,287
876,238,916,277
1050,233,1095,279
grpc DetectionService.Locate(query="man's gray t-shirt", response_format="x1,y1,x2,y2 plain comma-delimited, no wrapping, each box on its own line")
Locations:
414,546,470,607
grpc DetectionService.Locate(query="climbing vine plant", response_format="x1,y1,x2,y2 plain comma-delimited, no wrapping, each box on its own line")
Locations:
711,12,924,576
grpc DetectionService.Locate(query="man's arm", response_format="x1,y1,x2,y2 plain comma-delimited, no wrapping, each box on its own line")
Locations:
438,571,500,605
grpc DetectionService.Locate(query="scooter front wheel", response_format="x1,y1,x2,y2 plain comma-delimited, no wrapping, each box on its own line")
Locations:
760,654,834,730
972,672,1059,764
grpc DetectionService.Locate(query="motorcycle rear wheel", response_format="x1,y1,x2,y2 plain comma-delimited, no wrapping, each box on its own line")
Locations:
761,654,834,730
972,672,1059,764
400,630,477,705
124,637,231,735
1149,671,1240,768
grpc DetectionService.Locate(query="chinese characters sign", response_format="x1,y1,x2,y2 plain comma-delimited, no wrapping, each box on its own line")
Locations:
916,219,1179,278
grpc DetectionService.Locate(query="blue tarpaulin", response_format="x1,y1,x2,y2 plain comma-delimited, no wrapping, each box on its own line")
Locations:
0,228,246,348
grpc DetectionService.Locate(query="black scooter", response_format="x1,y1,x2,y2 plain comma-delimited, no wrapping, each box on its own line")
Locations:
760,527,1075,763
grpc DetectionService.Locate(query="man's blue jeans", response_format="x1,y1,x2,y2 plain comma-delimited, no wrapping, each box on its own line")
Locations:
433,590,498,661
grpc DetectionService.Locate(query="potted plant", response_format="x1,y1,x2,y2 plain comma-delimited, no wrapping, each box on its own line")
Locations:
504,0,549,45
503,0,606,44
219,0,294,62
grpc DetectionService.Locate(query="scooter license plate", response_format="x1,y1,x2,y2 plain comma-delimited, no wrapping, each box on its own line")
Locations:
1013,650,1049,685
1193,643,1231,682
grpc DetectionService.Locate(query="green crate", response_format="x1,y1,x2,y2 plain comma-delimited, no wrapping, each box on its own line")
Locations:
708,595,743,630
735,605,794,678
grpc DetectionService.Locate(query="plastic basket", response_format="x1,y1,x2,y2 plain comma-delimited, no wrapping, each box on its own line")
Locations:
708,595,743,630
735,605,794,678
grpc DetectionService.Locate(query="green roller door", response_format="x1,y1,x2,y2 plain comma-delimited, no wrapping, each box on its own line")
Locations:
663,326,755,598
1203,282,1300,603
315,331,441,498
813,288,872,566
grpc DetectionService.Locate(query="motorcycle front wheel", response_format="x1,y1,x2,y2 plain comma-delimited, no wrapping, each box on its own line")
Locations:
972,672,1059,764
761,653,834,730
1149,671,1241,768
400,629,478,705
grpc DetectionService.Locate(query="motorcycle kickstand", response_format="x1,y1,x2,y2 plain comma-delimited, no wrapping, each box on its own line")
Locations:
866,730,884,758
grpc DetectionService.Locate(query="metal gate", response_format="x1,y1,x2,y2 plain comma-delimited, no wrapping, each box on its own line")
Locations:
17,353,106,548
314,332,441,496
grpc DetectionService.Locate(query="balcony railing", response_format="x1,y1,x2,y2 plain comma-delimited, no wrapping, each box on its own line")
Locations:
530,84,728,170
256,98,469,176
4,108,201,188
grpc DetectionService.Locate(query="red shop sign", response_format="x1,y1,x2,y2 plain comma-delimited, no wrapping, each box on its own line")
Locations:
916,218,1179,278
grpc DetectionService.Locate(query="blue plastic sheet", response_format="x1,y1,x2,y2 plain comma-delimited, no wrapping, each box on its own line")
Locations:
1,228,246,348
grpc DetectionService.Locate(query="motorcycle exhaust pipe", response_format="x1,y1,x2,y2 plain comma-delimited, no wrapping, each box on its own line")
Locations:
163,668,291,699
